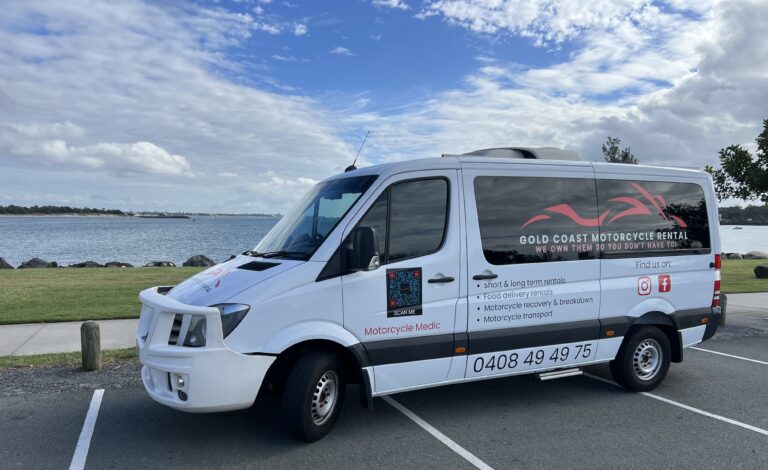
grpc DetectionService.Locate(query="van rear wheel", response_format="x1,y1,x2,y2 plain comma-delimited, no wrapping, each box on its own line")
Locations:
282,351,346,442
610,326,670,392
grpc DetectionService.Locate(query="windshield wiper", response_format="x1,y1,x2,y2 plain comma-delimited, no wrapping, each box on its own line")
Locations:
242,250,309,260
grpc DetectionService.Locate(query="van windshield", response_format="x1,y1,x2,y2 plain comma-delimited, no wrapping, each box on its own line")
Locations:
250,175,377,260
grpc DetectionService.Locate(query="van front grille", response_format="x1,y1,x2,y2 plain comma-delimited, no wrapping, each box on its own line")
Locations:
168,314,183,345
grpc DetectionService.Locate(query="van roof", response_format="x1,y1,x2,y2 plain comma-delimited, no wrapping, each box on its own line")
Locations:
327,155,708,183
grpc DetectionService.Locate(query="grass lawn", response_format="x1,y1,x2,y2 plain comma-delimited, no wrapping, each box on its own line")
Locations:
0,348,136,369
0,267,204,324
0,261,763,325
721,259,768,294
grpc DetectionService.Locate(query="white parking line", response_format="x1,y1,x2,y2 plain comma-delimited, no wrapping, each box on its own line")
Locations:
584,374,768,437
690,347,768,366
383,396,494,470
69,389,105,470
643,393,768,436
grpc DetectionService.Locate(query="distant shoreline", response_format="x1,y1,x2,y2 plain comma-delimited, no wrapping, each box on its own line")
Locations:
0,214,280,218
0,214,126,218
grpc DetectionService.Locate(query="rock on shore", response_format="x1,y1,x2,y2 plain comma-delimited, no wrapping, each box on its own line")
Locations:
68,261,103,268
183,255,215,267
755,264,768,279
0,257,13,269
143,261,176,267
18,258,57,268
105,261,134,268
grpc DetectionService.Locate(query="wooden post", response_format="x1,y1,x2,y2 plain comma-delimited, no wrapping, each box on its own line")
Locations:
720,293,727,326
81,321,102,371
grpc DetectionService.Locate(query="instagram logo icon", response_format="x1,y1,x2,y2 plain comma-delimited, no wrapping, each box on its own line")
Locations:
637,276,652,296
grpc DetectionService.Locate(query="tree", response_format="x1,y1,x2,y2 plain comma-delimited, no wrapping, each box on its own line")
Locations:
706,119,768,204
601,136,638,164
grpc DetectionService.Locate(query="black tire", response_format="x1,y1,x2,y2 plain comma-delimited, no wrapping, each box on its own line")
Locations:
281,351,346,442
610,326,671,392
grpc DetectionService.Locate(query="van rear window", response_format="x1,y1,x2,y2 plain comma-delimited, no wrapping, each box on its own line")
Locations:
473,176,711,265
596,179,710,256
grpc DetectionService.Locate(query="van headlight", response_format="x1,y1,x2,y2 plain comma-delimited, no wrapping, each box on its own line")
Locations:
212,303,250,338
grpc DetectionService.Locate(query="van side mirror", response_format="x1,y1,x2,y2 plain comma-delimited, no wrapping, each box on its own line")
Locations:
346,226,380,272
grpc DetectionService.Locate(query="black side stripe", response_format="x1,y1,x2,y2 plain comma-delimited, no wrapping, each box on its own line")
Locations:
599,316,635,338
363,333,454,366
674,307,712,329
600,308,712,337
467,319,600,355
355,308,713,367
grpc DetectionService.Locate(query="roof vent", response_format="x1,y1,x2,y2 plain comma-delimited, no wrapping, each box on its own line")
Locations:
450,147,581,161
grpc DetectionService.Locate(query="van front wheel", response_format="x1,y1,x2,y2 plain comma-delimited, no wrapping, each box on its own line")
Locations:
610,326,670,392
282,351,346,442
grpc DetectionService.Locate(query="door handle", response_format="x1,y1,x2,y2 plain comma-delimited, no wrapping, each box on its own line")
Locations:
473,273,498,280
428,276,455,284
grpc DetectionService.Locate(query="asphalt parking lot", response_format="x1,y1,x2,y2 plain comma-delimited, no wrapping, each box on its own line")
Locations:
2,310,767,469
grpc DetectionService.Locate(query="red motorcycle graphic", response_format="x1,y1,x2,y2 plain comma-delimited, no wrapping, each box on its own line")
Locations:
521,182,688,229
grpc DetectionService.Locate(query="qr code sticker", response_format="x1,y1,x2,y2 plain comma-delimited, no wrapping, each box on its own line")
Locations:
386,268,422,317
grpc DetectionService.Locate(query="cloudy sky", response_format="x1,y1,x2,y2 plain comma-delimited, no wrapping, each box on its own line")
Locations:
0,0,766,213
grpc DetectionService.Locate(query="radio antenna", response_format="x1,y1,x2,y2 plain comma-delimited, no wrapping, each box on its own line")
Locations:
345,130,370,172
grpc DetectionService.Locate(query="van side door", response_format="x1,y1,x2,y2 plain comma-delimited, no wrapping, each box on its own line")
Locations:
462,164,605,379
341,170,461,394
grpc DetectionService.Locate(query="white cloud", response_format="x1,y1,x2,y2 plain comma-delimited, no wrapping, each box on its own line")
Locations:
293,23,307,35
246,171,318,209
373,0,410,10
0,1,356,213
272,54,298,62
1,123,192,176
371,34,383,41
474,55,495,64
418,0,681,46
330,46,354,56
351,0,768,173
254,21,281,34
81,142,192,176
184,8,257,47
8,121,85,140
0,0,766,214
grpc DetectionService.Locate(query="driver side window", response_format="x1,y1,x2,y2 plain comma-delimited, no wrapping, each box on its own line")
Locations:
317,177,449,281
356,192,388,257
356,177,449,265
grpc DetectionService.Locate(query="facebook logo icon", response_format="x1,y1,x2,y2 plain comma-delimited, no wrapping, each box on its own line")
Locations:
658,274,672,293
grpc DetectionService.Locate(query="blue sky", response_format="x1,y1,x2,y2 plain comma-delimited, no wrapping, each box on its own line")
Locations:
218,0,565,107
0,0,766,212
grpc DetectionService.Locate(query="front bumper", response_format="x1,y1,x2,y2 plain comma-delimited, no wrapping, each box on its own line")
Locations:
137,287,275,413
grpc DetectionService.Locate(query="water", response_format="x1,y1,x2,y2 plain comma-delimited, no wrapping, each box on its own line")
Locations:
0,217,765,268
720,225,768,255
0,216,279,267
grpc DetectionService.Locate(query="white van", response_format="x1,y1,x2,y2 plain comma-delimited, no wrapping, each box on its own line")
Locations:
136,148,722,441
